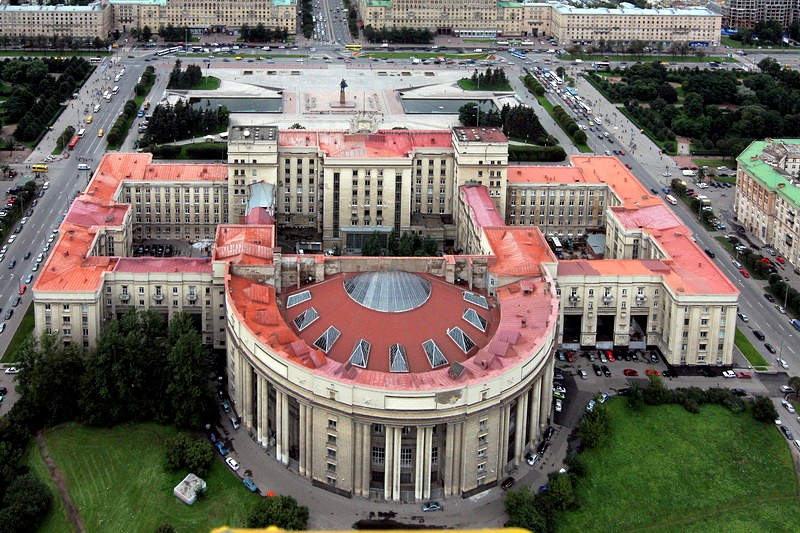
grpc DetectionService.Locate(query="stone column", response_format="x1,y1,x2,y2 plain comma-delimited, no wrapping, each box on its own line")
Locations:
262,378,270,448
444,421,463,498
353,422,363,496
280,392,290,465
243,364,253,429
529,378,541,446
384,426,395,501
305,404,313,478
515,391,529,463
361,422,371,498
275,390,284,463
422,426,433,499
415,428,425,500
391,426,402,501
256,376,264,444
498,404,510,475
539,359,554,431
299,403,307,476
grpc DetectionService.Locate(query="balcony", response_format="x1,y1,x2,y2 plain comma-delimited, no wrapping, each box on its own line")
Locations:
568,294,581,302
602,295,614,303
187,294,197,303
119,293,130,301
153,294,164,302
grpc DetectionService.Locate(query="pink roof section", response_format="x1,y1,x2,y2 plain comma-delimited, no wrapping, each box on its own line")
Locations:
453,127,508,143
214,224,276,265
459,185,504,228
226,268,559,389
278,130,453,158
245,207,275,225
34,153,228,293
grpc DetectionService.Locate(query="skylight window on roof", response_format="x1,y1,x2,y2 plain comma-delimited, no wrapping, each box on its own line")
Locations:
463,291,489,309
447,326,476,354
449,361,465,379
349,339,371,368
313,326,341,353
286,290,311,308
390,344,409,373
293,307,319,331
422,339,448,369
462,308,488,332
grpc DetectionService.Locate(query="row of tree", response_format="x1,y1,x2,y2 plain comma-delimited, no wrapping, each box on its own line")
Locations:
459,102,556,147
167,59,203,90
362,26,433,44
55,125,75,152
147,142,228,160
239,23,290,44
468,67,509,90
768,273,800,319
3,57,91,142
104,99,139,148
521,74,587,146
362,231,439,257
509,145,566,162
0,34,111,51
733,20,799,46
142,100,230,146
300,0,314,39
158,24,192,43
589,59,800,158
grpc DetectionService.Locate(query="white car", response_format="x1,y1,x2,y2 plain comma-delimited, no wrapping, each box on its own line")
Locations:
225,457,240,471
777,358,790,369
697,182,708,189
781,385,795,394
722,370,737,379
42,182,50,190
4,367,19,374
662,172,672,177
554,399,562,412
738,312,749,322
782,400,796,413
553,385,566,394
7,235,15,244
776,305,787,314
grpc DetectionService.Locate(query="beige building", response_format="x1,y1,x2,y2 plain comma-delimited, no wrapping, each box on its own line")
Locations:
0,2,112,41
721,0,798,30
32,128,739,503
356,0,720,43
734,139,800,267
109,0,297,34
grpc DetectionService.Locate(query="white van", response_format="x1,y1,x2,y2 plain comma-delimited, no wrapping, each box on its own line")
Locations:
665,195,678,205
77,128,86,138
93,104,100,113
78,163,91,170
112,86,119,95
114,74,121,83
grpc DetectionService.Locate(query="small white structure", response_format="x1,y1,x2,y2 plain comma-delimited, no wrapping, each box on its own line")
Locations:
174,473,206,505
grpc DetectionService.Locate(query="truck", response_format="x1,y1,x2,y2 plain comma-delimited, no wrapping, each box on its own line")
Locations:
682,169,697,177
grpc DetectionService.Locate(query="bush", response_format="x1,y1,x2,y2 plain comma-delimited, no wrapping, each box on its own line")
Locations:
185,143,228,160
246,495,309,529
578,404,612,448
751,395,779,423
509,145,567,162
163,433,214,478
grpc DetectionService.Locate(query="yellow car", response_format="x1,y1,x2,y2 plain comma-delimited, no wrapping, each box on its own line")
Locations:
98,129,104,137
85,115,93,124
235,56,243,60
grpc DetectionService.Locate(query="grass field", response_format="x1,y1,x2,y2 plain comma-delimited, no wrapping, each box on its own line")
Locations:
26,444,72,533
1,303,34,363
735,327,770,370
457,78,512,91
192,76,220,90
558,401,800,532
563,53,737,63
33,423,260,533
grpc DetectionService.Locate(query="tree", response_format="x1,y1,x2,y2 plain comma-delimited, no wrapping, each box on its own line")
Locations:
141,26,153,43
503,486,546,531
751,395,779,422
0,473,53,533
627,383,644,411
361,232,382,256
789,376,800,398
166,314,215,429
164,433,215,478
542,472,576,511
246,495,310,529
578,403,612,448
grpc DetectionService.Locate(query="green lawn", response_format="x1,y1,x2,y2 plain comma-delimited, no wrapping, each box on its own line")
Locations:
192,76,220,90
25,445,72,533
457,78,512,91
558,401,799,532
563,53,737,63
1,302,33,363
33,423,260,533
735,328,770,370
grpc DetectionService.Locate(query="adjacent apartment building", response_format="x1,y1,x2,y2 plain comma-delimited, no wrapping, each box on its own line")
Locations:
0,2,112,41
734,139,800,268
32,128,737,502
721,0,798,30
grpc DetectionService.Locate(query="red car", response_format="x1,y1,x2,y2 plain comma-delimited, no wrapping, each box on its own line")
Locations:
625,163,633,170
566,351,576,363
777,256,785,264
619,150,626,156
646,369,661,376
736,372,752,379
739,269,750,278
623,369,639,377
18,284,26,295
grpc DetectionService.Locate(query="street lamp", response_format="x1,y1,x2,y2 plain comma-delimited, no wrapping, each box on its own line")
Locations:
779,333,793,362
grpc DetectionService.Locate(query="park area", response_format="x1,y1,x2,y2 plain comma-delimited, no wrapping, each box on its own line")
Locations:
26,423,259,533
557,401,800,532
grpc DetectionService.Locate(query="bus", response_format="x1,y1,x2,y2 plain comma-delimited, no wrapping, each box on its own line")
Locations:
550,236,563,251
88,57,103,64
156,46,182,57
345,44,362,51
595,61,610,71
578,102,592,115
565,87,577,96
67,135,80,150
510,51,526,60
31,164,48,173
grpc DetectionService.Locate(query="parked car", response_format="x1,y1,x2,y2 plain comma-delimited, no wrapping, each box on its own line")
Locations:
777,358,790,369
737,312,749,322
422,501,442,512
578,369,588,380
646,369,661,376
765,343,777,354
501,477,516,490
731,388,747,397
754,330,765,341
592,363,602,376
782,400,796,414
243,477,258,492
782,426,794,440
623,368,638,377
780,385,795,394
649,352,659,363
554,399,562,412
722,370,737,378
764,293,776,303
553,385,566,394
544,426,555,441
739,269,750,278
601,365,611,377
525,452,540,466
586,400,596,412
215,442,229,456
598,393,610,403
736,372,752,379
221,400,232,413
225,457,240,471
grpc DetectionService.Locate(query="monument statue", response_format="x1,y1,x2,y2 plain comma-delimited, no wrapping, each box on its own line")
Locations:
340,79,348,104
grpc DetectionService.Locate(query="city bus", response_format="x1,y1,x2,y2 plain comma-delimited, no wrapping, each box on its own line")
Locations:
31,164,48,173
595,61,610,71
88,57,103,64
345,44,362,51
67,135,80,150
510,51,526,60
157,46,182,57
577,102,592,115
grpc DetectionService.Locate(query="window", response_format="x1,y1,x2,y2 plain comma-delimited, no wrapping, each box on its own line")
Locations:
328,419,337,429
477,463,486,473
327,462,336,473
373,424,384,434
431,446,438,464
328,434,337,444
479,418,488,431
401,448,413,467
477,448,486,458
327,448,337,459
478,435,487,446
372,447,385,465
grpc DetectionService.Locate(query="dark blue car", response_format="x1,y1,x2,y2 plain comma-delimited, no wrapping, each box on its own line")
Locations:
215,441,229,456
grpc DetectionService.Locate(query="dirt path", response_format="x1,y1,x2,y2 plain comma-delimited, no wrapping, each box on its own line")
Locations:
35,430,85,533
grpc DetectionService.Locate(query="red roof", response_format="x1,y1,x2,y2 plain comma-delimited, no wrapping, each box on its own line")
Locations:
278,130,453,158
459,185,504,228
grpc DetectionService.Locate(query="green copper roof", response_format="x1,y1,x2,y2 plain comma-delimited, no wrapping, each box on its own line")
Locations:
498,2,525,7
271,0,296,5
365,0,392,6
108,0,166,5
737,139,800,207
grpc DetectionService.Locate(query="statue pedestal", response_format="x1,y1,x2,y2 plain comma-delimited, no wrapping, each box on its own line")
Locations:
330,101,356,109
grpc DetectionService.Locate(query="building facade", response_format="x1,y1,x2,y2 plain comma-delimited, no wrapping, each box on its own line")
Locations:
721,0,798,30
356,0,720,44
33,128,739,502
734,139,800,267
0,2,112,41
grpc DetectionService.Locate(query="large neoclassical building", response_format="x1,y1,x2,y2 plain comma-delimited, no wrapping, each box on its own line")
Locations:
33,126,737,501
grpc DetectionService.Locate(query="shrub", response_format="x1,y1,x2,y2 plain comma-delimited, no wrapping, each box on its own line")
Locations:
751,395,779,423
